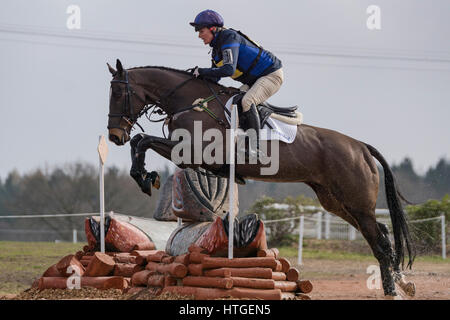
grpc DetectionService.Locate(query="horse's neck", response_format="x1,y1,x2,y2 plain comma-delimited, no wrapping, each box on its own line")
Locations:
154,72,229,113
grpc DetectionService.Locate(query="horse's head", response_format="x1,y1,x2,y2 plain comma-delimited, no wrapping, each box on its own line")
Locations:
107,59,147,146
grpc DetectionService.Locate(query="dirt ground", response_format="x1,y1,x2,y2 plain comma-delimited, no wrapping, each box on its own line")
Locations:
0,241,448,300
293,257,449,300
1,258,448,300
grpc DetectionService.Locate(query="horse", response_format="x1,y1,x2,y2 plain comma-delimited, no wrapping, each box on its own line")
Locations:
106,59,416,298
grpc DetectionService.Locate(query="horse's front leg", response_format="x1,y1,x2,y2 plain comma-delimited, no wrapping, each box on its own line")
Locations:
129,133,180,196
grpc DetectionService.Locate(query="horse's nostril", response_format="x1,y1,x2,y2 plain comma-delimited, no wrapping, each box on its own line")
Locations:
109,134,120,145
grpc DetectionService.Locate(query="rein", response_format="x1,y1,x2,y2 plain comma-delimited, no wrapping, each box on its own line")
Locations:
108,68,234,139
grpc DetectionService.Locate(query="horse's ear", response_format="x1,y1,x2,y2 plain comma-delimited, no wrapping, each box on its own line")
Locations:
116,59,124,75
107,62,116,76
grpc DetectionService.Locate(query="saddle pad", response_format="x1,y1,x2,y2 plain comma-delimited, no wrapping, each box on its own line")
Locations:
224,95,297,144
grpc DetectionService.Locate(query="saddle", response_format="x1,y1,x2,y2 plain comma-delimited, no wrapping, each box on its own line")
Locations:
232,93,298,129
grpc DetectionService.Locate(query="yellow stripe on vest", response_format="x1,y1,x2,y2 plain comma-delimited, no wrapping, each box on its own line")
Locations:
214,60,243,79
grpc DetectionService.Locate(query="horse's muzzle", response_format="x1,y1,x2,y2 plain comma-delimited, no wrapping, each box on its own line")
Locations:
108,131,129,146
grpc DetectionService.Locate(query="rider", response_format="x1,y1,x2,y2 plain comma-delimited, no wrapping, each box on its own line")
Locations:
189,9,283,155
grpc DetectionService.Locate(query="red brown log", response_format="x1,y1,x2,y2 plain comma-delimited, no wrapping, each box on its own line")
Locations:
188,244,207,254
113,255,138,264
42,264,62,277
145,262,187,278
270,248,280,258
273,260,282,272
296,293,312,300
174,254,190,265
80,259,91,267
230,277,275,289
188,263,203,276
202,268,233,278
133,242,156,251
130,249,161,257
131,270,154,287
164,275,177,287
189,252,209,264
202,257,277,269
278,258,291,273
296,280,313,293
162,286,282,300
182,276,233,289
113,263,144,277
161,256,175,264
274,281,298,292
56,255,85,277
146,251,168,262
204,267,270,279
38,276,127,290
134,256,146,266
272,272,287,281
257,249,275,258
286,267,300,282
81,255,94,260
84,252,115,277
147,274,165,287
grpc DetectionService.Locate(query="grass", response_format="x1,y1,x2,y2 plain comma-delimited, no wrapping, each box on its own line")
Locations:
278,244,449,264
0,241,83,295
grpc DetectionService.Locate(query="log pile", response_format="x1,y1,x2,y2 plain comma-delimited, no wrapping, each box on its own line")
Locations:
33,245,313,300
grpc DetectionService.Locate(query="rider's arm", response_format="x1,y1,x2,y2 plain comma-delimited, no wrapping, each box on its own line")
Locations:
198,32,239,79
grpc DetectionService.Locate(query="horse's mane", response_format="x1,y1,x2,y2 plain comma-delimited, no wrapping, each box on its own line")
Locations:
128,65,235,91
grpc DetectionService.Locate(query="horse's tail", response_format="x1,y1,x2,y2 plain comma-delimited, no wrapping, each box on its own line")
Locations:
365,143,416,270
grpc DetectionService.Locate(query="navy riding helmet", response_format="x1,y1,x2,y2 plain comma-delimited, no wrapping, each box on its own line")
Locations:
189,10,224,31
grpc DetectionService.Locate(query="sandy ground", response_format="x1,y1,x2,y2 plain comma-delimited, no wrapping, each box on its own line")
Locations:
1,258,447,300
294,257,450,300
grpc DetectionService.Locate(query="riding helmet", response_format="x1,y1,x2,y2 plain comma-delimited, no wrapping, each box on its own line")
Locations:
190,10,224,31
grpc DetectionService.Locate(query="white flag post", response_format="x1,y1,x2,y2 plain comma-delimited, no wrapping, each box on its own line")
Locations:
97,135,109,253
228,104,238,259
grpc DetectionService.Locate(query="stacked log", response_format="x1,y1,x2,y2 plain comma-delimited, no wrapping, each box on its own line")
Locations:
34,245,314,300
160,248,314,300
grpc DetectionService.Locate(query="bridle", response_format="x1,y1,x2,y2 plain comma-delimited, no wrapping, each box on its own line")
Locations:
108,68,233,143
108,69,197,141
108,69,149,140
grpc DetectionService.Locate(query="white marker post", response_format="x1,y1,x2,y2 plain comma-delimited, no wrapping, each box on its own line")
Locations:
97,135,108,253
298,215,304,265
228,104,238,259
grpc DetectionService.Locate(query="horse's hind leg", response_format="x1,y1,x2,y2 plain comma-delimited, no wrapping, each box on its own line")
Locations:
345,207,402,298
377,221,416,297
311,183,398,297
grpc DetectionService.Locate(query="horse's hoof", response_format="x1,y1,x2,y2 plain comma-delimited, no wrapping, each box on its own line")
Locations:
151,172,160,190
141,174,153,197
399,282,416,297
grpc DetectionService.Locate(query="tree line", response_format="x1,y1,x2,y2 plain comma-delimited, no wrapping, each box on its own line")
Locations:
0,157,448,241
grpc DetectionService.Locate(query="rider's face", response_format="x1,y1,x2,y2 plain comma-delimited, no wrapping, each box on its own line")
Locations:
198,27,214,45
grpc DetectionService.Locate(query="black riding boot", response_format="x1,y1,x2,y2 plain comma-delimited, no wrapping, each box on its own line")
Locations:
241,103,262,160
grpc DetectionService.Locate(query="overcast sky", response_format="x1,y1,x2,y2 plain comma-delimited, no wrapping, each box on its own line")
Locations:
0,0,449,179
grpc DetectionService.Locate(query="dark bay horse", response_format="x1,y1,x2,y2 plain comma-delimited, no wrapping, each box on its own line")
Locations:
106,59,415,298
